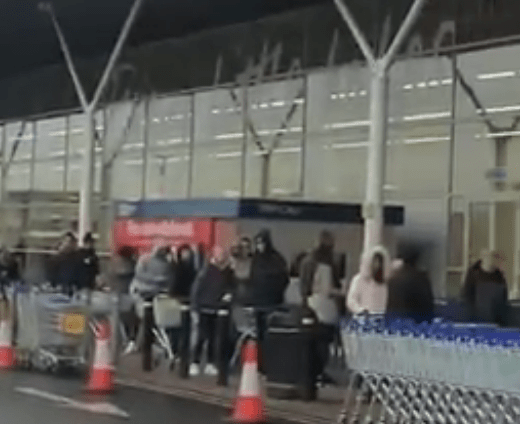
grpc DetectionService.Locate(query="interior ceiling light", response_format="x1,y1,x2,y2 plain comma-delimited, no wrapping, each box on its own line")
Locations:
215,132,243,140
404,136,449,144
331,141,368,149
477,71,516,80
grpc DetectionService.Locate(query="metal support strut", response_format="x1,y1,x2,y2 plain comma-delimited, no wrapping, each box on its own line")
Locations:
39,0,144,244
333,0,427,255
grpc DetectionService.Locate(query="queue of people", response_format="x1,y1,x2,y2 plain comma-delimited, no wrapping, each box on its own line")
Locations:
23,227,509,390
45,232,100,296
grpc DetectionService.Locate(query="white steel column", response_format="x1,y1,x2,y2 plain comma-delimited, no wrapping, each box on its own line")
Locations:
333,0,427,255
363,67,388,251
39,0,144,244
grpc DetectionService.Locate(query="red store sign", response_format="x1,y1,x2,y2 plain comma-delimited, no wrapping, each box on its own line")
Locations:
112,218,214,253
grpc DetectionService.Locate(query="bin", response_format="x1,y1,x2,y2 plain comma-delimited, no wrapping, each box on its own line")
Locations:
263,305,318,401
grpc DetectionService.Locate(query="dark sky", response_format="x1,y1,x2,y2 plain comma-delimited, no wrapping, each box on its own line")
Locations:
0,0,327,80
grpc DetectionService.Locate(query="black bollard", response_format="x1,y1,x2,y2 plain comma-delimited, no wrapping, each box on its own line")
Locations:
178,304,191,379
216,307,230,386
142,300,154,372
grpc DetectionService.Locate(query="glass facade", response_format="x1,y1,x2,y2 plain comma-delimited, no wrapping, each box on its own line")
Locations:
3,43,520,293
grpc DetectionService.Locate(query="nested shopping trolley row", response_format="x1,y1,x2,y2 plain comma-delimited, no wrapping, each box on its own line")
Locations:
338,316,520,424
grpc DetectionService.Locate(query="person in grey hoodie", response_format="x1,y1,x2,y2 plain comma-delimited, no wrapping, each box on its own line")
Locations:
126,240,175,354
130,242,175,300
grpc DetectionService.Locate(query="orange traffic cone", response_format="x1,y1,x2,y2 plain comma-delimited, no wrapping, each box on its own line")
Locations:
0,320,14,370
85,320,114,393
232,340,265,424
0,299,15,370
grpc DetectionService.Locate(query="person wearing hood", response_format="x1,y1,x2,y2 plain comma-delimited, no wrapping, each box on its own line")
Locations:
246,229,289,308
76,232,100,292
130,240,175,298
171,244,196,299
127,239,175,354
386,244,435,324
47,232,82,296
461,249,508,326
346,245,391,316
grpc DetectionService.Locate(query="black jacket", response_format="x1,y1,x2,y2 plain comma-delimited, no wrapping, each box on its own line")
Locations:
243,230,289,307
190,263,233,310
172,258,196,298
386,264,435,324
47,250,82,294
77,247,100,290
462,261,508,326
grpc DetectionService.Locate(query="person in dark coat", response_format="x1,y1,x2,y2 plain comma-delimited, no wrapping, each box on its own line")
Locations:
47,232,82,296
461,249,508,327
245,229,289,308
171,244,196,299
77,232,100,291
386,244,435,324
190,246,234,376
299,230,344,386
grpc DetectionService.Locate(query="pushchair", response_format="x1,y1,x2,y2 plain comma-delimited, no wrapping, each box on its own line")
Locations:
130,289,184,370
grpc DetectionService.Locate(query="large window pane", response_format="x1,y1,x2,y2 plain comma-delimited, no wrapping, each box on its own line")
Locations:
5,122,33,192
386,57,452,200
192,90,242,197
146,96,191,199
455,45,520,196
305,67,369,201
110,102,145,199
245,79,304,197
67,113,104,193
34,118,66,191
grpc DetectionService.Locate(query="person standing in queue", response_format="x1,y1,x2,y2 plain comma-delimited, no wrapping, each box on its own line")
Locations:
171,244,197,300
127,238,175,354
190,246,234,376
47,232,82,296
346,246,391,318
230,237,253,305
461,249,508,327
300,230,344,386
386,243,435,324
245,230,289,373
77,232,100,292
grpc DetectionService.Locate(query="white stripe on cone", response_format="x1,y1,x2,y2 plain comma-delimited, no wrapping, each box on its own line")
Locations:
0,321,11,346
238,358,260,398
92,339,114,371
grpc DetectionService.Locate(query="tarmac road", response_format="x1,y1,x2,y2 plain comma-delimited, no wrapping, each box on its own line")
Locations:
0,370,292,424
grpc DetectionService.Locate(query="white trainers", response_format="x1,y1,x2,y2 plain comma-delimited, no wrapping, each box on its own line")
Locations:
189,363,201,376
123,341,137,356
204,364,218,376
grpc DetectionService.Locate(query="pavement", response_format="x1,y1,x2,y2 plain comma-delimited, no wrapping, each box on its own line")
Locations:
0,369,298,424
116,355,348,424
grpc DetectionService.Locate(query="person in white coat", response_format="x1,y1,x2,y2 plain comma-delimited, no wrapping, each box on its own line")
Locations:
346,245,392,316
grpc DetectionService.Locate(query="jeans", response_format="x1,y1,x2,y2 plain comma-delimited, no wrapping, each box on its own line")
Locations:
193,312,217,365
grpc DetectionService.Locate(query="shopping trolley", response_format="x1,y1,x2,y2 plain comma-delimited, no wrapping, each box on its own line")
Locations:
338,315,520,424
15,287,88,373
152,294,183,370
